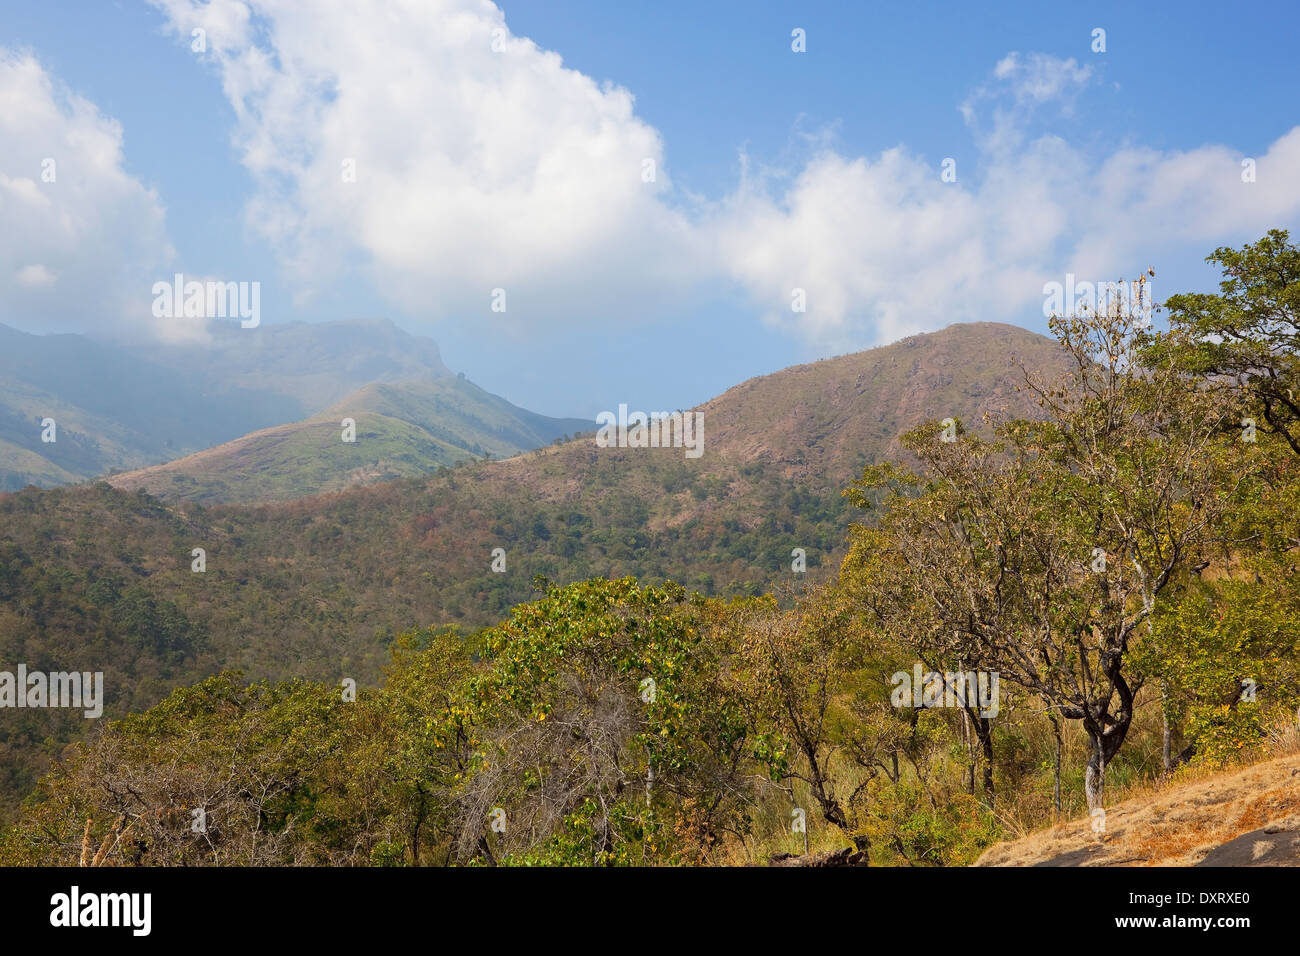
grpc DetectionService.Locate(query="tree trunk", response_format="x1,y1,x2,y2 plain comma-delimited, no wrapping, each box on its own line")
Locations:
1083,648,1137,811
1049,712,1062,818
963,708,975,796
978,715,995,808
1161,684,1173,772
963,704,996,807
1084,736,1105,811
1084,711,1131,811
797,733,849,831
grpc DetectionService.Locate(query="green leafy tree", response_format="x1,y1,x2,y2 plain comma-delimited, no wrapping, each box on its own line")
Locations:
1136,578,1300,766
456,578,754,865
845,307,1239,811
1157,229,1300,452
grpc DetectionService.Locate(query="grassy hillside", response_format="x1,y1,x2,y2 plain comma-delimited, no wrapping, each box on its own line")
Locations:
0,321,1071,818
107,377,591,503
0,323,257,489
0,318,457,490
976,750,1300,867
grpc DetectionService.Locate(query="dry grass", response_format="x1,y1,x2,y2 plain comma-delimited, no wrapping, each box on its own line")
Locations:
976,738,1300,867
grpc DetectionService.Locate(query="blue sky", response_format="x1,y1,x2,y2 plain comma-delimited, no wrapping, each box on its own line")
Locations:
2,0,1298,416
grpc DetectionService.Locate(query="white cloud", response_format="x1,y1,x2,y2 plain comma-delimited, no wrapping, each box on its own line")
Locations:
991,52,1092,106
713,148,992,347
15,263,56,288
150,0,704,326
960,52,1093,154
0,49,176,334
141,6,1300,351
1070,129,1300,273
713,55,1300,347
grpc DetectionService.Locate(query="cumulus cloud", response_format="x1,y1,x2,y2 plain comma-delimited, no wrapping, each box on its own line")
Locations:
15,263,56,288
142,5,1300,351
713,148,989,347
150,0,703,326
1069,129,1300,274
991,52,1092,107
0,49,177,336
713,53,1300,347
959,52,1093,154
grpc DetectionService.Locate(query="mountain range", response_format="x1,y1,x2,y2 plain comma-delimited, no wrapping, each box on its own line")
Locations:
0,319,1070,818
106,376,591,503
0,318,585,493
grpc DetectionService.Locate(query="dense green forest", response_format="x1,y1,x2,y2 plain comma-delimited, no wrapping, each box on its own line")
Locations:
0,454,845,817
3,232,1299,866
0,321,1066,819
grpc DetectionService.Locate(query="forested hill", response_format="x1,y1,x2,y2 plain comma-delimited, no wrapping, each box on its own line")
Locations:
0,320,1069,817
0,317,456,491
105,376,590,504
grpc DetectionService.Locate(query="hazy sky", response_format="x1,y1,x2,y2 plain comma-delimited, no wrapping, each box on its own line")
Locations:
2,0,1299,416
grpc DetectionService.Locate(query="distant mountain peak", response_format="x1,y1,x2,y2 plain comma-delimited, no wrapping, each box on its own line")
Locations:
0,318,457,491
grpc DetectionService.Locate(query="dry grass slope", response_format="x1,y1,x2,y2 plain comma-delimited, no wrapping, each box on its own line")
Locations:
976,749,1300,867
